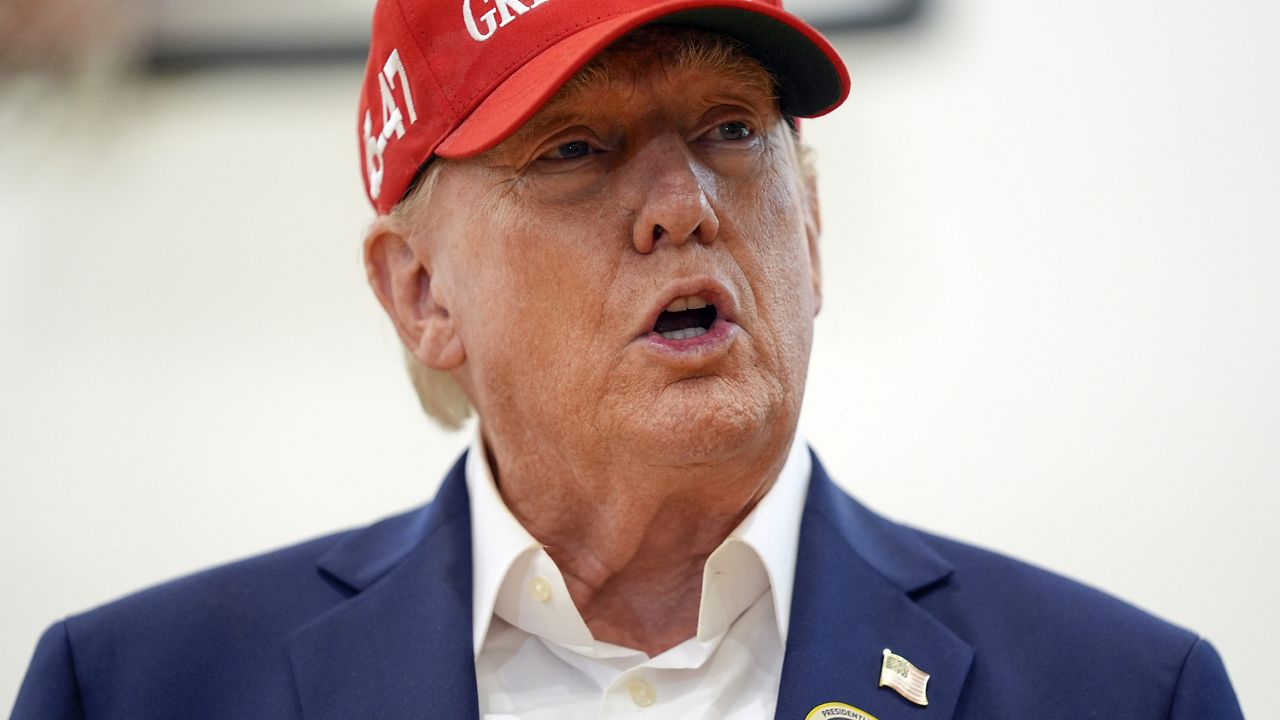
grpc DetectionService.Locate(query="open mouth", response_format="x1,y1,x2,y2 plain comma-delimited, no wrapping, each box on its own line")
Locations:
653,295,718,340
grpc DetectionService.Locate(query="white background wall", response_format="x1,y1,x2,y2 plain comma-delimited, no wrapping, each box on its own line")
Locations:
2,1,1276,716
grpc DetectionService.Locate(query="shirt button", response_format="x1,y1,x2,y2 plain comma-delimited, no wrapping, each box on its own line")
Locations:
529,576,552,603
627,679,656,708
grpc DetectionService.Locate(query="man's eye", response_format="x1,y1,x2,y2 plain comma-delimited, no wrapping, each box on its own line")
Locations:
713,122,752,141
546,140,592,160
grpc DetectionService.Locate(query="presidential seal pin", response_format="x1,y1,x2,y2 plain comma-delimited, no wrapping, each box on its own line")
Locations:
879,648,930,706
805,701,880,720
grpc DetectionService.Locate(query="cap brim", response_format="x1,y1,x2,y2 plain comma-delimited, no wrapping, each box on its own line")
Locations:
435,0,849,159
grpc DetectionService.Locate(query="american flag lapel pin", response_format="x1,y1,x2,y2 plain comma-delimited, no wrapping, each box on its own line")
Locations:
879,648,930,706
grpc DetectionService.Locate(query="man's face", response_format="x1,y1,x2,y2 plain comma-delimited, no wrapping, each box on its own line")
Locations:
414,33,821,466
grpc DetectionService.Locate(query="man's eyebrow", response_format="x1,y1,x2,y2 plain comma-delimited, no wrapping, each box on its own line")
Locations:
495,81,606,148
516,81,777,138
519,106,593,138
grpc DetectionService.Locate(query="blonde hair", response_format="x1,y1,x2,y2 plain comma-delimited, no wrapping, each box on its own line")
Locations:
388,28,817,430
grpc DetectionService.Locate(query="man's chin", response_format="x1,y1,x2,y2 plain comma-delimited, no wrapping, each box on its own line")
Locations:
622,377,782,464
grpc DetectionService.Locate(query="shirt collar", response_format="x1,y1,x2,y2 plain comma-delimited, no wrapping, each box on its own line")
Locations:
718,434,810,644
465,438,542,657
466,432,811,658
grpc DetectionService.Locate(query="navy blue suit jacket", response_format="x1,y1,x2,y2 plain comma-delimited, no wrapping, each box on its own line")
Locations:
12,452,1243,719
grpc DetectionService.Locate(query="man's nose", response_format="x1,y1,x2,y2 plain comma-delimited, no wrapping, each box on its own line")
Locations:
629,138,721,254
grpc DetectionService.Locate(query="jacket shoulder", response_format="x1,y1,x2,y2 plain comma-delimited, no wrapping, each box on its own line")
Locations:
921,528,1196,640
70,525,351,637
32,504,432,719
908,528,1240,717
64,500,439,646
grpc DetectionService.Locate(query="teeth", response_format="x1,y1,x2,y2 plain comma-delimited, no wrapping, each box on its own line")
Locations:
664,295,709,312
659,327,709,341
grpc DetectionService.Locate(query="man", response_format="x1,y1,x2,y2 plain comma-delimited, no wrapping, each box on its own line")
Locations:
11,0,1245,718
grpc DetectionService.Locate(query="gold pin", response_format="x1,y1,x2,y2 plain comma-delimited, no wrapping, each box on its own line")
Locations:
879,648,930,706
805,702,880,720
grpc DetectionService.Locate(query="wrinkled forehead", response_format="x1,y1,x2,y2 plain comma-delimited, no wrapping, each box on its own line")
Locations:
520,27,781,130
578,27,777,94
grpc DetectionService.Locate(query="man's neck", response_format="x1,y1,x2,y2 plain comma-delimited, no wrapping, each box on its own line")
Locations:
482,429,794,656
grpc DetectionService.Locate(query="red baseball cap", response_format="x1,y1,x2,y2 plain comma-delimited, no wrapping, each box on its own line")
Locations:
357,0,851,214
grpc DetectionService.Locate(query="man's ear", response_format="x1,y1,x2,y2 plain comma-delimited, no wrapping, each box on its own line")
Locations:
363,217,465,371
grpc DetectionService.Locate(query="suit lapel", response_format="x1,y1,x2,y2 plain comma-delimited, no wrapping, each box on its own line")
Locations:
776,454,973,720
289,455,479,720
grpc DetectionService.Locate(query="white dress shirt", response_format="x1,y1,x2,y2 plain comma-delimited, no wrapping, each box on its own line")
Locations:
465,434,812,720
